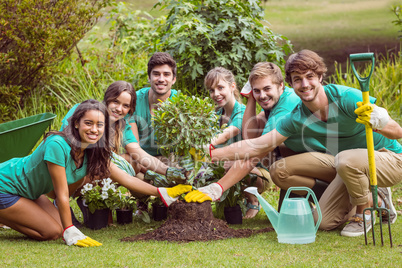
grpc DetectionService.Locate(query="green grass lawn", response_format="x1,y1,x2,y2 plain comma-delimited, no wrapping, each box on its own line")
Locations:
1,186,401,267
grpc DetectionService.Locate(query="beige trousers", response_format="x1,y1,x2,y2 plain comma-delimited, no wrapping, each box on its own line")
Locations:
270,149,402,230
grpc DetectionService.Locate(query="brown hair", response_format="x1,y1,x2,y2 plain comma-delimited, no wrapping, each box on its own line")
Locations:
285,49,327,85
103,81,136,153
248,62,284,88
147,52,177,78
204,67,240,102
45,99,112,180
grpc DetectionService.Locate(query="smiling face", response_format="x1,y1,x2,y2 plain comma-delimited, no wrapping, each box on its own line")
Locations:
149,64,176,96
75,109,105,149
107,91,131,123
208,79,236,109
251,77,284,111
290,70,323,103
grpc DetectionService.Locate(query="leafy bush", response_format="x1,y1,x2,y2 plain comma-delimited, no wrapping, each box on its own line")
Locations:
155,0,292,95
0,0,110,122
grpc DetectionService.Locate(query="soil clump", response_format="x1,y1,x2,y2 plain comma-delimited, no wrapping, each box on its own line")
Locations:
121,201,273,242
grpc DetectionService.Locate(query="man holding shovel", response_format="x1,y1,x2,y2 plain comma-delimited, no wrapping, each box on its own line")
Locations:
186,49,402,237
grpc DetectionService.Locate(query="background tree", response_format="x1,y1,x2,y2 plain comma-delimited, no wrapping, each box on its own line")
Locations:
155,0,292,95
0,0,110,122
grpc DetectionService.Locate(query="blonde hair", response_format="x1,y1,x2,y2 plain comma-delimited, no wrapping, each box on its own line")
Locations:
204,67,240,102
249,62,284,88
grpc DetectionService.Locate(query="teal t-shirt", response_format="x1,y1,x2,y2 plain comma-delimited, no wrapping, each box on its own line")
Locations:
128,87,178,156
60,103,137,147
276,84,402,155
0,135,87,199
215,100,246,147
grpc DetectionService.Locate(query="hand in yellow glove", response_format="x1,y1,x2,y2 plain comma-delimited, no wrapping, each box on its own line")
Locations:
63,225,102,247
158,184,193,206
354,102,389,130
189,144,216,163
184,182,223,203
184,190,212,203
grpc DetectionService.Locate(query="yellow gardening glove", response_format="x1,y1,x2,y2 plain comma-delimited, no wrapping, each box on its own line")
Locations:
184,183,223,203
158,184,193,206
354,102,389,130
75,237,103,247
189,147,207,162
184,190,212,203
166,184,193,197
63,225,102,247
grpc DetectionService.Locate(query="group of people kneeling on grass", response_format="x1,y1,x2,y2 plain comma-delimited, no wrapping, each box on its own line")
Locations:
0,50,401,247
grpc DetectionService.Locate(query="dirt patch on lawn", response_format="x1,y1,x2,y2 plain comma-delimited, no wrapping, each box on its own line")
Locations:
121,201,273,242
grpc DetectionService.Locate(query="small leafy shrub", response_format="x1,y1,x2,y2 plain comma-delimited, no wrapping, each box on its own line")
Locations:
0,0,110,122
80,178,119,213
152,91,221,158
155,0,292,95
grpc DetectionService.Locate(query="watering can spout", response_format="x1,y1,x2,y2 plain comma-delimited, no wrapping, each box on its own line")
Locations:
244,187,279,230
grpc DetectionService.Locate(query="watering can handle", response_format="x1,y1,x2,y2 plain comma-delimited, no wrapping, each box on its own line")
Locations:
285,187,322,233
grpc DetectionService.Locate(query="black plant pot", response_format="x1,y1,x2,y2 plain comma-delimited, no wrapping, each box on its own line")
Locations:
152,203,168,221
224,204,242,224
86,208,109,230
116,209,133,225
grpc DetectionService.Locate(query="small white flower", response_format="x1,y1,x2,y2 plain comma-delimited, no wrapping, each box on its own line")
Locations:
103,178,112,186
83,183,93,192
101,191,109,200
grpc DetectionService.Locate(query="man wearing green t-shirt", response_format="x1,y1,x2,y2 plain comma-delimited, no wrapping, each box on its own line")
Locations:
186,50,402,238
127,52,178,176
240,62,301,218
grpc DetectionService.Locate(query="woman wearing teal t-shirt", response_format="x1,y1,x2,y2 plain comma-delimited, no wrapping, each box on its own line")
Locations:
0,100,191,247
204,67,271,219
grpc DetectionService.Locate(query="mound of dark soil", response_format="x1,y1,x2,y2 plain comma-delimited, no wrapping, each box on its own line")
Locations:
121,201,273,242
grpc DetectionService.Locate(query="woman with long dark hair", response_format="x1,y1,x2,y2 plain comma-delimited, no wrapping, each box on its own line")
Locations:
0,100,190,246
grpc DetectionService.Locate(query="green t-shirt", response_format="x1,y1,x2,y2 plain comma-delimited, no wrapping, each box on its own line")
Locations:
261,87,302,150
0,135,87,199
128,87,178,156
60,103,137,147
215,100,246,147
276,84,402,155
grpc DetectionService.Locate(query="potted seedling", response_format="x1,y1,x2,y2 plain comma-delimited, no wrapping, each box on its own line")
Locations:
80,178,119,230
115,188,137,225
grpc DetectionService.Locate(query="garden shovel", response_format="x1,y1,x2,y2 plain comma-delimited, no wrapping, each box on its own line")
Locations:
350,53,392,247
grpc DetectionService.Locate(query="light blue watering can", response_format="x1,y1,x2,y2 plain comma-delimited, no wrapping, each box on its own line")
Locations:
245,186,322,244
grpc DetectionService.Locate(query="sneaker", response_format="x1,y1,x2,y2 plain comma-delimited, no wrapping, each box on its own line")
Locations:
340,214,375,237
377,187,397,224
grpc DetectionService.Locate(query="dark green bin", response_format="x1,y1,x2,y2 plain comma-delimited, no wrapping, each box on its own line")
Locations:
0,112,56,163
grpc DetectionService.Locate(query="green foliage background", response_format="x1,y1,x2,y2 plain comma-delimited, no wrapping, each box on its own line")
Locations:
0,0,110,122
156,0,292,95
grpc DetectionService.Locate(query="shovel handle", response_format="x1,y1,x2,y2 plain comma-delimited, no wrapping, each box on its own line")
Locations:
350,53,375,94
285,187,322,233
